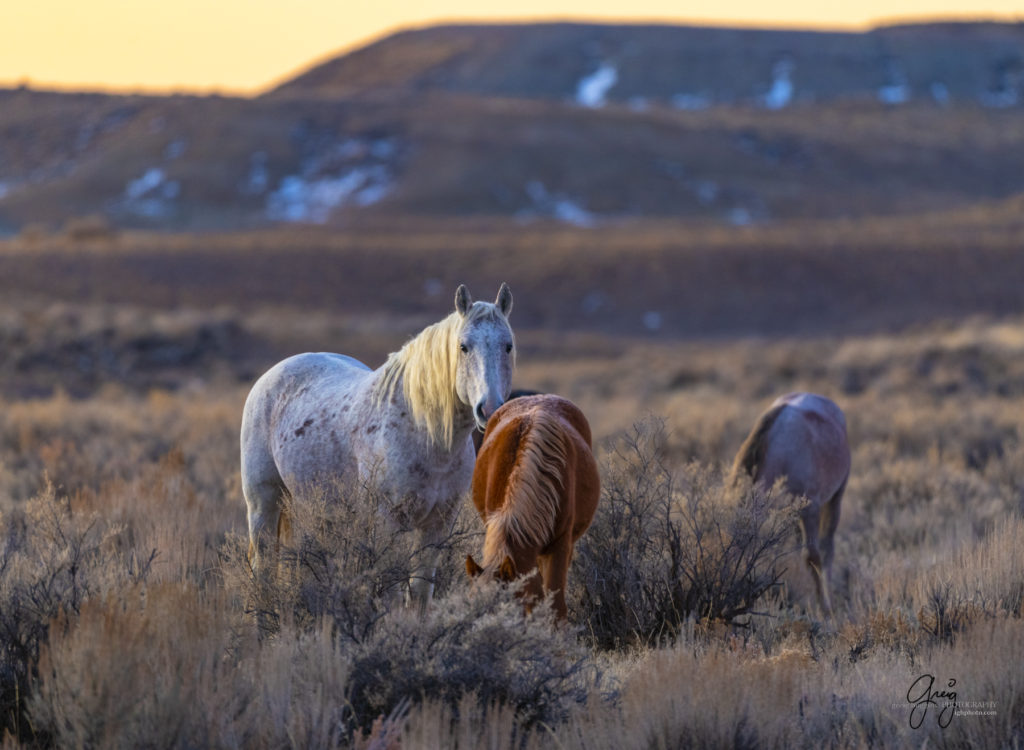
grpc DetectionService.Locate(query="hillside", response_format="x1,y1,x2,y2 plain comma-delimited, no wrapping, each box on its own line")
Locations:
274,22,1024,107
1,21,1023,232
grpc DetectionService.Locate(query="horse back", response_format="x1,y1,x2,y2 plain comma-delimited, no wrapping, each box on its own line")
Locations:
753,394,850,502
473,395,598,548
242,352,374,491
486,394,593,448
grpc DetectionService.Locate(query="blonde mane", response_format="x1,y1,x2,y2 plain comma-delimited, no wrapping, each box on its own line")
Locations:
482,411,568,569
377,304,512,450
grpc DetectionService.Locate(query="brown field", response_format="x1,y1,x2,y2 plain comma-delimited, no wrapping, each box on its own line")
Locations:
1,217,1023,748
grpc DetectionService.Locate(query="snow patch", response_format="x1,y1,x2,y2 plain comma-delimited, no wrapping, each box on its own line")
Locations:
123,167,179,218
728,207,753,226
878,83,909,104
164,139,187,160
576,63,618,108
263,135,398,223
520,180,596,227
266,167,391,224
554,199,595,227
353,179,391,207
642,312,662,331
242,152,269,195
695,181,719,206
762,59,795,110
370,139,397,159
125,168,166,200
930,82,950,105
879,60,910,105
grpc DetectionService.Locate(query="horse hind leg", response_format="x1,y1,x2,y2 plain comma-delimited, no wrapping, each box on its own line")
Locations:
818,479,847,598
540,534,573,621
243,475,287,574
800,506,832,618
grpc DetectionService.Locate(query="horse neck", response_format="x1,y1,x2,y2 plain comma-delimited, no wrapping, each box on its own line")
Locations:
373,359,474,454
482,517,536,574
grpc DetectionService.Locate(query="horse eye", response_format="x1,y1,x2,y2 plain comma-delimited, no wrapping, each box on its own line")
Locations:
460,343,468,353
505,343,513,353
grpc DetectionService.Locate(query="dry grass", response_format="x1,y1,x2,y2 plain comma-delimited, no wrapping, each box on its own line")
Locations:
1,298,1023,747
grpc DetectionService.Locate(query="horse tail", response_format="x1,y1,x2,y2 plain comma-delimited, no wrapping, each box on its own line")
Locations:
729,402,787,486
482,410,568,568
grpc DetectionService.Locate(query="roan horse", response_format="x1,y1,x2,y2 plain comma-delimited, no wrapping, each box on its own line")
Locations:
466,394,600,620
241,283,515,607
729,392,850,616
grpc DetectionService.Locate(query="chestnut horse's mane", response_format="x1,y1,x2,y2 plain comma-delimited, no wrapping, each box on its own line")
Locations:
482,411,568,570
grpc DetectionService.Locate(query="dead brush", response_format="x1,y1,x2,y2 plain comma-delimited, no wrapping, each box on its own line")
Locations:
570,418,795,649
223,476,478,640
218,474,605,735
0,482,144,743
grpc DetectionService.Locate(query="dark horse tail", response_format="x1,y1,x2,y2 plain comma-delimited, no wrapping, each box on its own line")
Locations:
729,402,788,485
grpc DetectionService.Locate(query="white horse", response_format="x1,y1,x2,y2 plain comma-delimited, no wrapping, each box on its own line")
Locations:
241,283,515,606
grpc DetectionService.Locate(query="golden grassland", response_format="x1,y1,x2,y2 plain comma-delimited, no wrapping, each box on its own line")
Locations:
1,288,1023,747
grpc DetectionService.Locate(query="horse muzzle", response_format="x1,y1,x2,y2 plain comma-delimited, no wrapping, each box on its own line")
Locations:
474,398,503,431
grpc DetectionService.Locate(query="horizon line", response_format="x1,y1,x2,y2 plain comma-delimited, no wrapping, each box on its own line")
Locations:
3,13,1019,98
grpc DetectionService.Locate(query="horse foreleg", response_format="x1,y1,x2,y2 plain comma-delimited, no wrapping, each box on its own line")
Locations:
409,507,452,611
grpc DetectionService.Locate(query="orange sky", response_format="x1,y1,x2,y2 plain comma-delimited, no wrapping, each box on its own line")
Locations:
2,1,1021,95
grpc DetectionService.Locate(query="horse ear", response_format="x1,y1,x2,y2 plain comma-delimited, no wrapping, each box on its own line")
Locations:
495,282,512,318
465,555,484,578
498,556,516,582
455,285,472,317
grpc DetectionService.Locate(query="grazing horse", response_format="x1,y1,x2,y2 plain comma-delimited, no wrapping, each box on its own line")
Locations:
241,283,515,607
466,395,600,620
729,392,850,616
471,389,540,454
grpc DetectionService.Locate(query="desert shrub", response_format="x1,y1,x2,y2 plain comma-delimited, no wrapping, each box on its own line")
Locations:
0,482,146,742
223,477,600,735
226,476,477,641
28,586,249,750
29,584,397,750
347,583,598,732
570,418,795,649
910,515,1024,646
15,224,48,245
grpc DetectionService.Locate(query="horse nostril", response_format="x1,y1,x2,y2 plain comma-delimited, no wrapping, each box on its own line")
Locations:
475,403,487,424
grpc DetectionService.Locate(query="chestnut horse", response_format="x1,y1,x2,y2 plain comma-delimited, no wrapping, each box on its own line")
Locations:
466,395,600,619
471,389,540,454
729,392,850,616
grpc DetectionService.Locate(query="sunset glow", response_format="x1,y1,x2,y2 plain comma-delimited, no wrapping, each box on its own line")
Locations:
2,1,1022,94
